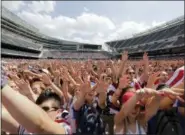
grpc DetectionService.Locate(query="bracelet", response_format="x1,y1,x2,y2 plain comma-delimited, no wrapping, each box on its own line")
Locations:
137,89,145,95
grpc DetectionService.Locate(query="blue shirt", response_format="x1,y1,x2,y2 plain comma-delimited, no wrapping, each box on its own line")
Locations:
72,99,104,134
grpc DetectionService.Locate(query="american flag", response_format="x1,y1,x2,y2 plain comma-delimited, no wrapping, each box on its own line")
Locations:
166,66,184,87
166,66,184,107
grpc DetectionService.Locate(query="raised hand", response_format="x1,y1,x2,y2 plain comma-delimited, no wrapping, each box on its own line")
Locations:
53,70,60,78
95,76,109,94
159,88,184,103
146,71,161,88
39,73,52,86
60,70,70,82
143,52,149,63
8,72,19,81
23,69,41,78
142,88,159,97
15,79,35,97
78,81,92,95
121,51,128,62
118,75,130,89
82,71,90,82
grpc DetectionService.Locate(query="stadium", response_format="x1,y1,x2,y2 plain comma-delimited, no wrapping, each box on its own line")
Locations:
1,2,185,135
1,6,111,60
1,6,184,60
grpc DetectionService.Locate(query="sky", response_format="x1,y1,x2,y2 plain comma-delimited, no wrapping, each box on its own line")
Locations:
2,1,184,50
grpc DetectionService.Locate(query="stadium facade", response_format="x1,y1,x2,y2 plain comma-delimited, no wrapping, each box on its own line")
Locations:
106,16,184,59
1,6,184,60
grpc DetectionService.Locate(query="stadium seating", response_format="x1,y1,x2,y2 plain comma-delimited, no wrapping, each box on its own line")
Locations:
1,6,184,60
1,48,39,58
106,16,184,59
42,51,110,59
2,34,41,50
2,29,42,50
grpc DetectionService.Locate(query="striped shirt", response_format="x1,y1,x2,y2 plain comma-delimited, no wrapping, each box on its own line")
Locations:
103,84,120,115
131,78,143,90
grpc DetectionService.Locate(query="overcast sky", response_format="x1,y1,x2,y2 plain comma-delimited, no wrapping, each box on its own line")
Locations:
2,1,184,45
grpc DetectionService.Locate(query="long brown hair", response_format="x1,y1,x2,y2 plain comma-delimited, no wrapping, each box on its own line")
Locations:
123,109,141,134
123,109,147,134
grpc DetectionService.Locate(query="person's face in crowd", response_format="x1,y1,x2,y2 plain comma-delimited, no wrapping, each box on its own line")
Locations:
127,69,136,81
39,99,61,121
31,81,45,95
11,67,17,73
165,67,173,75
106,68,112,76
159,71,169,83
128,104,141,118
105,76,112,85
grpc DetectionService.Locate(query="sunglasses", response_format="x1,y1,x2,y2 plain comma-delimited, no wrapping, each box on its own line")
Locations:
165,69,172,72
42,106,59,112
128,72,135,75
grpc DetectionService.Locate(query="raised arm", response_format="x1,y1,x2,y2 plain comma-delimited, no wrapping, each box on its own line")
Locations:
139,52,149,83
40,73,64,99
117,51,128,79
61,79,72,104
2,85,66,134
73,81,92,111
108,60,118,82
144,90,161,122
2,107,19,134
159,87,184,109
95,77,109,109
15,79,38,102
114,90,143,125
111,75,130,107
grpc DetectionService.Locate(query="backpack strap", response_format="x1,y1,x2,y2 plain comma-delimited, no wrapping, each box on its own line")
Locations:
156,113,170,135
155,110,166,134
156,108,181,135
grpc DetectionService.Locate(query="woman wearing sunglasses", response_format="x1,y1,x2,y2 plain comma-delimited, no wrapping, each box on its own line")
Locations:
1,71,71,135
114,87,181,135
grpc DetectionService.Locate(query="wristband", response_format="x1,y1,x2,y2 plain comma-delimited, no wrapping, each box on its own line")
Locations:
137,89,145,95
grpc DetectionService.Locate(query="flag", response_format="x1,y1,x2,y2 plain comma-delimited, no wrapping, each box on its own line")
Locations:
166,66,184,87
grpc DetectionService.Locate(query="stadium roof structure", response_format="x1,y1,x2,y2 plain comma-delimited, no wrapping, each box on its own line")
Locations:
133,15,184,37
2,6,39,33
105,15,184,45
2,6,102,47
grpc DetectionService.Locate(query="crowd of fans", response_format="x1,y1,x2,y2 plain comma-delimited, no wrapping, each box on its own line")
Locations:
1,52,184,135
42,51,110,59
